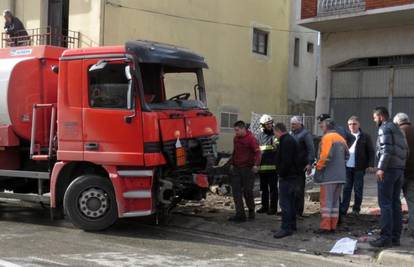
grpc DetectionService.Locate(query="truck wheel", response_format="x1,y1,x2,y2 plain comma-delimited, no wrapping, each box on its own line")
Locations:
63,175,118,231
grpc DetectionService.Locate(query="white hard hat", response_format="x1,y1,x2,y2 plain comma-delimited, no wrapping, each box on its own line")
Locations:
259,114,273,125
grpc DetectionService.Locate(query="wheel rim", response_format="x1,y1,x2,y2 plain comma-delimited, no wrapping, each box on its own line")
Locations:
78,188,109,219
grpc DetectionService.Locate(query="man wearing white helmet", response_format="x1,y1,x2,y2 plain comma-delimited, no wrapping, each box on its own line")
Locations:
256,114,278,215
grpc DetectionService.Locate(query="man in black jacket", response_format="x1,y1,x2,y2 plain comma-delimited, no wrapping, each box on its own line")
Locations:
3,10,28,46
340,116,375,216
273,123,300,238
370,107,408,248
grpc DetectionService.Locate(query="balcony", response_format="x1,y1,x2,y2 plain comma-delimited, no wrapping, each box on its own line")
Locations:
1,27,80,48
318,0,365,16
300,0,414,32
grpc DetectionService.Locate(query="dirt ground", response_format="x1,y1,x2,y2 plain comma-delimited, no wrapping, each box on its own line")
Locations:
170,175,414,264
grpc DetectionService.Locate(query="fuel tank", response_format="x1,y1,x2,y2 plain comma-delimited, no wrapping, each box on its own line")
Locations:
0,46,65,146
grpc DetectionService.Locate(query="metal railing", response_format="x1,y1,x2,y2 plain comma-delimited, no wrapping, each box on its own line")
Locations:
317,0,365,16
1,27,80,48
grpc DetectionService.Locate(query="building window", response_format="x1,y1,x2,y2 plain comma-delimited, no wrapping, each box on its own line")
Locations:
252,28,269,56
307,42,314,53
221,112,238,129
294,38,300,66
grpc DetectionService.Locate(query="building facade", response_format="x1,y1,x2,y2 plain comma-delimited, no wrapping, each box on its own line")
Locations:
287,0,319,117
0,0,291,151
300,0,414,138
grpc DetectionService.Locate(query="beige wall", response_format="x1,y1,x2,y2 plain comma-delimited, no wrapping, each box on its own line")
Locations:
102,0,290,150
68,0,102,47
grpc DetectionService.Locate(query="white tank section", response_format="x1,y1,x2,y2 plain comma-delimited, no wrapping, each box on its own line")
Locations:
0,57,32,125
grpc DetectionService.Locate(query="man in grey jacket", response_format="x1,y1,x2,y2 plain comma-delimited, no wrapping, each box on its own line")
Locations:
290,116,315,216
370,107,408,248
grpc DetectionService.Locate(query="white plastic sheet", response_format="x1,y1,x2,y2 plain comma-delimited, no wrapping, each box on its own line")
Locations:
330,237,358,255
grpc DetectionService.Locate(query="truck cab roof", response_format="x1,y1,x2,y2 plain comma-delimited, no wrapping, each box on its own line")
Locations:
61,40,208,69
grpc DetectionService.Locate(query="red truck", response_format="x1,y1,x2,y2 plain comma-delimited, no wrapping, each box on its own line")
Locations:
0,40,219,230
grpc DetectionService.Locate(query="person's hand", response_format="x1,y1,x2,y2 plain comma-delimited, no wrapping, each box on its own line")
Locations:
304,164,312,175
252,166,259,174
376,169,385,181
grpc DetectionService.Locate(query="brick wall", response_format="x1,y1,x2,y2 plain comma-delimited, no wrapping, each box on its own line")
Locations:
366,0,414,10
301,0,317,19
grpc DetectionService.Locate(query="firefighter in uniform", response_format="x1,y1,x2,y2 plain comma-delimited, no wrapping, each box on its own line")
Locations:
256,114,279,215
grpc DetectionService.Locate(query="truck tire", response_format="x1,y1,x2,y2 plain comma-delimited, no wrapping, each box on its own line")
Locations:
63,175,118,231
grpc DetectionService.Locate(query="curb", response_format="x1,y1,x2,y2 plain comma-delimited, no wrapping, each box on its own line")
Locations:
377,249,414,266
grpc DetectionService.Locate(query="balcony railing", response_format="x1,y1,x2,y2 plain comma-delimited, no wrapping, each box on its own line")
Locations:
1,27,80,48
318,0,365,16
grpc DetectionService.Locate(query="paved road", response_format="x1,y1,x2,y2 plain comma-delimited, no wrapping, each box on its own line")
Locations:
0,203,361,267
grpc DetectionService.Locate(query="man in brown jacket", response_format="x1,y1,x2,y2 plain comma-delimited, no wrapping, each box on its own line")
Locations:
394,113,414,238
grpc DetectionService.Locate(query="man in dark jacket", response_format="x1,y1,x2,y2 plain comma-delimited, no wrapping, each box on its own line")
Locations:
3,10,29,46
394,113,414,239
340,116,375,216
273,123,300,238
370,107,408,248
229,120,261,222
256,114,278,215
290,116,315,216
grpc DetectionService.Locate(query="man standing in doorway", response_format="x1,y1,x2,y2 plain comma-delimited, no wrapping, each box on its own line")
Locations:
256,114,278,215
394,113,414,239
228,121,261,223
340,116,375,216
370,107,408,247
290,116,315,217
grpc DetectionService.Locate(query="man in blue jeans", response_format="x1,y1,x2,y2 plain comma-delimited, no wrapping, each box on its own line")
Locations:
340,116,375,216
370,107,408,248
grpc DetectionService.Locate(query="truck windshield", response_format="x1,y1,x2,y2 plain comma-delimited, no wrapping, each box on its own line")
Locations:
140,63,207,110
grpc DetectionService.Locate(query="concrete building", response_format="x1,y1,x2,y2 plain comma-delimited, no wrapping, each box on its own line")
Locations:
299,0,414,138
288,0,319,117
0,0,291,151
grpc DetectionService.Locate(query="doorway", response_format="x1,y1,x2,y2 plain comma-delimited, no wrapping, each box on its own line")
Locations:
48,0,69,47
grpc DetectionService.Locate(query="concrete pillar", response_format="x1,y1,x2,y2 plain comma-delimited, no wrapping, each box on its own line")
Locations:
315,33,331,118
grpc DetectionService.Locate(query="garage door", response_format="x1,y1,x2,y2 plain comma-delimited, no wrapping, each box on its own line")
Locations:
331,66,414,140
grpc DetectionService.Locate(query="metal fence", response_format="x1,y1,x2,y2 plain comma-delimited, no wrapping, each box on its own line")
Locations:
317,0,365,16
1,27,80,48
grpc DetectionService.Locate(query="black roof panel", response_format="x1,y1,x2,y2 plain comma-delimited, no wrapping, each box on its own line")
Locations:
126,40,208,69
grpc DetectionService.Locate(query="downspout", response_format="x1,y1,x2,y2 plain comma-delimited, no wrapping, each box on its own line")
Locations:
100,0,106,45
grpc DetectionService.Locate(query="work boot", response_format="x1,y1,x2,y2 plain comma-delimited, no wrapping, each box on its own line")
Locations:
228,215,246,223
369,237,392,248
248,210,255,220
267,208,277,215
273,229,293,239
392,239,401,247
257,207,268,214
313,229,335,235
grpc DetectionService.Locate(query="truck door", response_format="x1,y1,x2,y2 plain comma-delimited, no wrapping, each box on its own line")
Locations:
82,59,144,165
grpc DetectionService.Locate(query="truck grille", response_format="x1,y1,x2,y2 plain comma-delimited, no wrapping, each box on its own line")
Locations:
162,136,217,168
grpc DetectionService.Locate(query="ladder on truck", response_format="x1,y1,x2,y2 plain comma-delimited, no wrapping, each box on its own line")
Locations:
0,104,56,205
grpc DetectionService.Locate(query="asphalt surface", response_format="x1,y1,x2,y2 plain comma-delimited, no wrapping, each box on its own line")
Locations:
0,202,363,267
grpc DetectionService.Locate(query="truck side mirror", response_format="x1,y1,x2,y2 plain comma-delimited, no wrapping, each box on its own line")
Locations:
89,60,108,72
